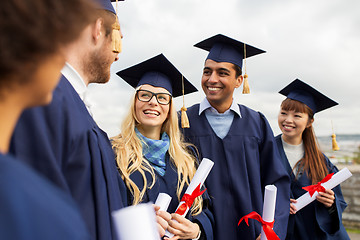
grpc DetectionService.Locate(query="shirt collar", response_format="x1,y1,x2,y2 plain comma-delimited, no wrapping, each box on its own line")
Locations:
199,98,241,117
61,62,87,101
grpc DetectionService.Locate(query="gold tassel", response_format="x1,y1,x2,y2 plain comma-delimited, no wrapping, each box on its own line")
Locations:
180,75,190,128
111,21,122,53
111,0,122,53
331,120,339,151
242,74,250,94
181,106,190,128
242,43,250,94
332,134,339,151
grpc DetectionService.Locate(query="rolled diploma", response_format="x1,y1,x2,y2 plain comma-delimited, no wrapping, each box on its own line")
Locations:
112,203,160,240
165,158,214,238
155,193,172,211
293,167,352,212
261,185,277,240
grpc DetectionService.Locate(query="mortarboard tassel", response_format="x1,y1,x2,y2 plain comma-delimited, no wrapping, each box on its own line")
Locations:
331,121,339,151
242,43,250,94
111,0,122,53
181,75,190,128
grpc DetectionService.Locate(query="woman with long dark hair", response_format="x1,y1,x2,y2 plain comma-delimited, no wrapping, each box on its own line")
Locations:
275,79,349,239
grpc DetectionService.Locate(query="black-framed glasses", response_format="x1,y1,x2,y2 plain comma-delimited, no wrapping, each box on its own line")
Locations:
136,89,172,105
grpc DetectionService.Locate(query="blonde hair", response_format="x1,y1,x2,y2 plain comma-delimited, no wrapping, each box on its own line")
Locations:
112,88,203,215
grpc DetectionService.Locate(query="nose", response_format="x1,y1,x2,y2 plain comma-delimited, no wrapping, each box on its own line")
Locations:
148,95,158,105
208,72,218,84
114,54,119,62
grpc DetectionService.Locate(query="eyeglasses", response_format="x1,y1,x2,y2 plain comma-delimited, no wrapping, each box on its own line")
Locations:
136,90,172,105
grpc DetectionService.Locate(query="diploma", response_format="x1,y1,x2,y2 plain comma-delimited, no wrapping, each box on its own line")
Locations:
155,193,172,211
238,185,279,240
112,203,160,240
261,185,277,240
293,167,352,212
165,158,214,238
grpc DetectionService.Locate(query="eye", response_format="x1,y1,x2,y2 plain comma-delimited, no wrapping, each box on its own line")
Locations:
203,69,211,75
219,71,229,76
280,111,287,115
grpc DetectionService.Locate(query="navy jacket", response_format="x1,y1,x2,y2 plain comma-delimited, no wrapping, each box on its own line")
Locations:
128,153,214,240
0,153,90,239
275,135,350,240
181,104,290,240
10,76,127,240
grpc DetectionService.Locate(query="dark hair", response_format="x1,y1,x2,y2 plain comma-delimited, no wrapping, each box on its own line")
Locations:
232,64,242,78
281,98,329,184
0,0,97,88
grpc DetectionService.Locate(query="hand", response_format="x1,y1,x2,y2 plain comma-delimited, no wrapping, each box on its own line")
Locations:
290,199,297,214
167,213,200,239
316,189,335,208
256,234,261,240
153,205,171,237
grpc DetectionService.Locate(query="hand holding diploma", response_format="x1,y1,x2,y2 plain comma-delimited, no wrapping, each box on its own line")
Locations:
154,193,172,237
293,167,352,212
165,158,214,238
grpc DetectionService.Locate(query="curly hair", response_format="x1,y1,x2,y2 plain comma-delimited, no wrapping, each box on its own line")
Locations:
0,0,97,88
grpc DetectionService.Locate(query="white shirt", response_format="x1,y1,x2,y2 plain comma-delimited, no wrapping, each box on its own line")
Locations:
281,136,304,170
61,63,93,116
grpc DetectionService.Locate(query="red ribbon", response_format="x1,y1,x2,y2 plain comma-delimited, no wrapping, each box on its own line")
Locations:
238,211,279,240
175,184,206,215
302,172,334,197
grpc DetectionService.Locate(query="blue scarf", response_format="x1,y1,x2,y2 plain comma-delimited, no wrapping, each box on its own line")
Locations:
135,128,170,176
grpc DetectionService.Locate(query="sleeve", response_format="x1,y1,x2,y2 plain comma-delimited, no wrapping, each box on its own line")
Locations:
315,158,350,238
258,112,291,240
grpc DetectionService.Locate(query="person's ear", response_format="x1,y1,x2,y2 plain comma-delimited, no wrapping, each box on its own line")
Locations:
235,75,243,88
92,18,104,45
307,118,314,128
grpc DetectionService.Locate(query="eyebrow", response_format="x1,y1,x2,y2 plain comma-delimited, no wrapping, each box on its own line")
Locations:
203,67,231,73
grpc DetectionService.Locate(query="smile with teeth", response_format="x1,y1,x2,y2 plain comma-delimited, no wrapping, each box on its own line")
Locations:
144,110,160,116
207,86,222,91
283,125,295,130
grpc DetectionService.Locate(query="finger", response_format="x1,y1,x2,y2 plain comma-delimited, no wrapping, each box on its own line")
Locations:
290,199,297,203
153,204,160,212
157,215,169,230
157,210,172,222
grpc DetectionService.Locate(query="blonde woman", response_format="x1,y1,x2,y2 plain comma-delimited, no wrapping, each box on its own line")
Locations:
112,54,213,240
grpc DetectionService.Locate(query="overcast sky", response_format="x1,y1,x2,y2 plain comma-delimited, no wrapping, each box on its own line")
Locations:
87,0,360,138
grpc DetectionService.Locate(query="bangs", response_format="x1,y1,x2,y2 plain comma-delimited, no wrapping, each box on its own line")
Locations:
281,98,311,114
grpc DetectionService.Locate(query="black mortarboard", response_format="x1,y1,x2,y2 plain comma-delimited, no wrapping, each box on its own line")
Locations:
116,54,197,98
279,79,338,114
194,34,265,69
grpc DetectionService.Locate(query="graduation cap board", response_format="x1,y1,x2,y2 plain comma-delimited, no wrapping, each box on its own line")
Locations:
194,34,265,94
117,54,197,98
279,79,338,114
117,53,197,128
279,79,340,150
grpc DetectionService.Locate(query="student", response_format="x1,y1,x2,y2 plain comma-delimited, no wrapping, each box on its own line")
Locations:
9,0,127,239
112,54,213,240
0,0,95,238
275,79,349,239
181,34,290,239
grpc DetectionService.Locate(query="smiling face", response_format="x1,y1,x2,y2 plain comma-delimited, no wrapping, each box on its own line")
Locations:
201,59,242,113
278,99,314,145
135,84,171,135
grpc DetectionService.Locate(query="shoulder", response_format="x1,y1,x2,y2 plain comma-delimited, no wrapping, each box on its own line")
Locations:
186,104,200,116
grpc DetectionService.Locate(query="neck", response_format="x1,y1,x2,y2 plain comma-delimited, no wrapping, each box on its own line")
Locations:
282,134,302,145
0,97,24,153
208,98,232,113
137,125,162,140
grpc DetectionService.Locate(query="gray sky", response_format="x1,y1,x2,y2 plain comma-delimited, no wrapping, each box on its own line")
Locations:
88,0,360,138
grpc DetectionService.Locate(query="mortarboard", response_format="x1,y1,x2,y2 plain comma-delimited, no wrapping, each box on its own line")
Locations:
279,79,338,114
194,34,265,94
116,54,197,98
117,53,198,128
279,79,339,150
